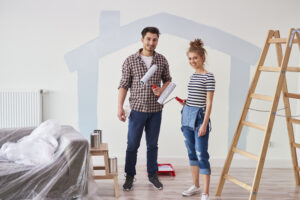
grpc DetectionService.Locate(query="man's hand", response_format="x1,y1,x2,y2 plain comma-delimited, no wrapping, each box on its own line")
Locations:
153,87,162,96
152,85,162,96
118,107,126,122
118,88,128,122
198,124,207,137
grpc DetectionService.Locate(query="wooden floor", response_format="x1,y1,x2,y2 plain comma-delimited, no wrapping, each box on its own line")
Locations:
93,165,300,200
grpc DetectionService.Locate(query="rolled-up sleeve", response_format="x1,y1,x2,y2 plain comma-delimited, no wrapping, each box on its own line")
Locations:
161,59,172,84
118,58,132,89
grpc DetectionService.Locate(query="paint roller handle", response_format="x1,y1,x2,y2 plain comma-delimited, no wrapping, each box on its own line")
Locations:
175,96,183,103
175,96,186,105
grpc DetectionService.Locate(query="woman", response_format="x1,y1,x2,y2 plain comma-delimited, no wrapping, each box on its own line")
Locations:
178,39,215,200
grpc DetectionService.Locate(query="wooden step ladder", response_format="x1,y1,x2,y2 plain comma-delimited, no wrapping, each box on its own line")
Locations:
216,28,300,200
90,143,119,198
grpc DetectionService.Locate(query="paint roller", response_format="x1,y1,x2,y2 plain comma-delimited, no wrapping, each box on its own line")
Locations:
140,64,158,84
156,82,176,105
152,83,185,105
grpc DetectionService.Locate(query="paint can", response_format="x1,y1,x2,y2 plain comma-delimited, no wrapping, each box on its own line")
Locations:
90,130,102,148
109,157,118,174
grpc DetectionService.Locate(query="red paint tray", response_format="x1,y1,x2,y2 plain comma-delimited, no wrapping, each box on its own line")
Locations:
158,163,175,176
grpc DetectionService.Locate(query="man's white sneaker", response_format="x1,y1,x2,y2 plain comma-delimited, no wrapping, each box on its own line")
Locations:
201,193,210,200
182,185,201,196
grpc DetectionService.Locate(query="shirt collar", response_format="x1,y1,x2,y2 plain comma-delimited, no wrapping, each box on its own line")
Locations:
135,48,156,60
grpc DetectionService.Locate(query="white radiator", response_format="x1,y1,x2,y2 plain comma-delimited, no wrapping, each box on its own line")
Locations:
0,90,43,128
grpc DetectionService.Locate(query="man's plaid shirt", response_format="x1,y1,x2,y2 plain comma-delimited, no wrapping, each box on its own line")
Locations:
118,49,172,113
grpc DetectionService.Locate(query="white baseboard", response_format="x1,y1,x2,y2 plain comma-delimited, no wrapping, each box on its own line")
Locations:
92,155,293,168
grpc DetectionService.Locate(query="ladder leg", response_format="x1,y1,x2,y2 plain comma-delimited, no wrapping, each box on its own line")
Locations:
250,126,274,200
274,30,300,186
250,160,266,200
282,80,300,186
249,76,281,200
292,30,300,185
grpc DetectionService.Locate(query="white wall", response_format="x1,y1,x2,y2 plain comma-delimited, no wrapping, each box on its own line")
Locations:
1,0,300,167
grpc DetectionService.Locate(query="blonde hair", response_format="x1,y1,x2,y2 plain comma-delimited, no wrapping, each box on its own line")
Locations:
188,38,206,63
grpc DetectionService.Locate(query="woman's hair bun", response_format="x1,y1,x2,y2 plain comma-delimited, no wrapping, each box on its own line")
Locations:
190,38,204,49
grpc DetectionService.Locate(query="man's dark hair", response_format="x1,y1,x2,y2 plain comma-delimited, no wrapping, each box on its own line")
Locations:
141,27,160,38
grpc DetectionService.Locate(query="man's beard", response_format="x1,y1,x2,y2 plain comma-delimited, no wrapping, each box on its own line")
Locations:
146,46,155,51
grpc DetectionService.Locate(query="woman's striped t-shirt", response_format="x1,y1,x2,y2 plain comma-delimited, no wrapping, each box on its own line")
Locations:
186,72,215,108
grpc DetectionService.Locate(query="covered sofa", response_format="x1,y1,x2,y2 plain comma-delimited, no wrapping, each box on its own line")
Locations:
0,125,89,200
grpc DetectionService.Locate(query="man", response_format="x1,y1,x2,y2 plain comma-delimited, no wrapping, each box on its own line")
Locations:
118,27,172,191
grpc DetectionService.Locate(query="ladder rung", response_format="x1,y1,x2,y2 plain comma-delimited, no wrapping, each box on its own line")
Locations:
259,66,281,72
258,66,300,72
251,93,273,101
285,93,300,99
293,142,300,149
93,166,106,170
242,121,266,131
224,175,252,192
232,147,259,160
268,38,299,44
94,175,115,179
287,67,300,72
290,118,300,124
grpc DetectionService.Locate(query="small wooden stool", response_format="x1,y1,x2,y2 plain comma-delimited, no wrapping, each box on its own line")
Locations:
90,143,119,198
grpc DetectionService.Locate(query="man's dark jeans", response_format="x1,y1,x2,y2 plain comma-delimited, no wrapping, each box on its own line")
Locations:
125,110,162,178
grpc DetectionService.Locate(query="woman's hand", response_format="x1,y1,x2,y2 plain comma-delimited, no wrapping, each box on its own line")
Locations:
198,124,207,137
179,99,186,106
175,97,186,105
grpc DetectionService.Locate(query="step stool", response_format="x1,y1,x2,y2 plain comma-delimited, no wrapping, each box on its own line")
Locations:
90,143,119,198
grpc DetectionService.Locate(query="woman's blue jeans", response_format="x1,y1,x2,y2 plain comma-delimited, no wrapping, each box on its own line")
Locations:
181,105,211,175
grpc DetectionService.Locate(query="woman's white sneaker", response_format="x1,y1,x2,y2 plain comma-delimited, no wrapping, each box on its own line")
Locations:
182,185,201,196
201,193,209,200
